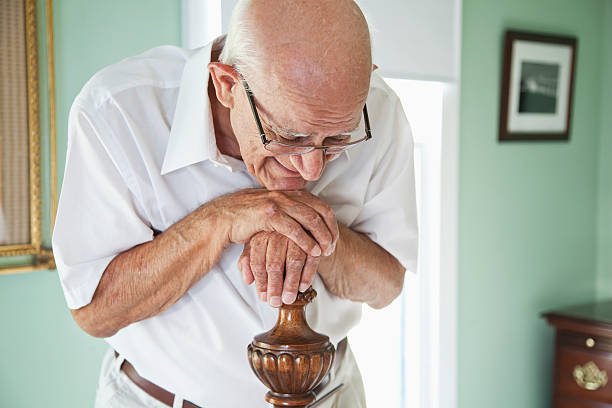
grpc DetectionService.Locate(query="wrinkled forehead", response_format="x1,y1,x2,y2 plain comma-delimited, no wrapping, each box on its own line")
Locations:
245,74,369,138
244,40,372,104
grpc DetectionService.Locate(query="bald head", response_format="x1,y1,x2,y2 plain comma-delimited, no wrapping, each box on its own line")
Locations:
221,0,372,107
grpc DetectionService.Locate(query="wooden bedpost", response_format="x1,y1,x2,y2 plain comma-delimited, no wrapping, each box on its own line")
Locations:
247,288,335,408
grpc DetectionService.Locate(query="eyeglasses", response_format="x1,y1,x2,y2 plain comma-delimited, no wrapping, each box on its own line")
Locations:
240,75,372,155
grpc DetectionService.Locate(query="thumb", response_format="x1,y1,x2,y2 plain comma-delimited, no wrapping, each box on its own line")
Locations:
239,242,254,285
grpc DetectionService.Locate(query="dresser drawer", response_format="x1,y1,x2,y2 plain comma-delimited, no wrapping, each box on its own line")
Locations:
559,331,612,354
556,347,612,403
556,396,612,408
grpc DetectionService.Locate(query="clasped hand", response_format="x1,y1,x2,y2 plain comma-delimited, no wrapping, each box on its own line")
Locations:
218,189,338,308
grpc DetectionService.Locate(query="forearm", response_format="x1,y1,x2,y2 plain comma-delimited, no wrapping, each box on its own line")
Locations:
71,204,228,338
318,225,406,309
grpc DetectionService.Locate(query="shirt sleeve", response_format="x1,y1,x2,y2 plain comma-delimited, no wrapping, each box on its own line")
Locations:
52,102,153,309
350,93,419,273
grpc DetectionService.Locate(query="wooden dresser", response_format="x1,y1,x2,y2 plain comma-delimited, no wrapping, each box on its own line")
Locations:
545,301,612,407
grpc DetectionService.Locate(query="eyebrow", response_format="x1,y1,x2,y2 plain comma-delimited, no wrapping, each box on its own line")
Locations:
268,122,310,138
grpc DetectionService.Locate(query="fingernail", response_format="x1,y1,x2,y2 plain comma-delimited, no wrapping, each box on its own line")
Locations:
269,296,282,307
282,292,295,304
258,292,266,302
299,283,310,292
311,246,322,257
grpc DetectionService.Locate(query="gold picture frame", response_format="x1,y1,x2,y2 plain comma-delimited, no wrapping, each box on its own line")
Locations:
0,0,57,274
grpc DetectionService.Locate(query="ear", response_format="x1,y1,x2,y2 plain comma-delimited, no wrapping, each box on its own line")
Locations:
208,62,240,109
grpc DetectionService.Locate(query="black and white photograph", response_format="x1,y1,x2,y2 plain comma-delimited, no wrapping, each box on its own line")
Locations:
518,61,559,114
499,30,577,141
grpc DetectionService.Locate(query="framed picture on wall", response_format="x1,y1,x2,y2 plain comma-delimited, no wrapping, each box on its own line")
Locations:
499,30,577,141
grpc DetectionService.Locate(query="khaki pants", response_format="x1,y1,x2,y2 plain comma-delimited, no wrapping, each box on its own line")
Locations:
94,343,366,408
95,349,174,408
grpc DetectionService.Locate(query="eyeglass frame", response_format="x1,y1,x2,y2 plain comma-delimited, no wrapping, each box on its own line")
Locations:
239,74,372,155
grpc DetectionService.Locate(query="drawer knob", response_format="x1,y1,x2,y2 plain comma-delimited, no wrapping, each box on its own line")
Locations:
586,338,596,348
573,361,608,391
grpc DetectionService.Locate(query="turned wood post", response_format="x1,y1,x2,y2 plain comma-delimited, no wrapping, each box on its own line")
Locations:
247,288,335,408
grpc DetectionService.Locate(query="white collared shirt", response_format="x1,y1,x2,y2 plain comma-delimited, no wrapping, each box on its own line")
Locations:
52,37,417,408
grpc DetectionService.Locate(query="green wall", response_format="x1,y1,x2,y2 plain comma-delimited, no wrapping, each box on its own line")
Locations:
2,0,611,407
459,0,608,407
597,1,612,299
0,1,180,407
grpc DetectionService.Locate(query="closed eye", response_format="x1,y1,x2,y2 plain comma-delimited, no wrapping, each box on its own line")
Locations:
325,134,351,144
279,133,301,142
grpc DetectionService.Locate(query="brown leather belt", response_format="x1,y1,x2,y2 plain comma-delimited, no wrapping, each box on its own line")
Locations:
114,338,347,407
114,351,200,408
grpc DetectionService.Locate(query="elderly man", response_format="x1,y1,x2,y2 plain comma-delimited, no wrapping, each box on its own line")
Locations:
52,0,417,407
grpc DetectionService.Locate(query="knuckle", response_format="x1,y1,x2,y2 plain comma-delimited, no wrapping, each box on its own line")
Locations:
285,269,301,282
286,271,301,282
306,213,321,225
286,258,306,270
288,241,306,255
291,230,309,245
266,262,284,273
307,256,321,267
270,231,285,243
268,280,283,292
251,231,267,244
251,263,267,276
263,201,280,216
284,280,300,292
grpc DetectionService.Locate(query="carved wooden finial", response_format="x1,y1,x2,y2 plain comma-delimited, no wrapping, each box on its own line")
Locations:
247,287,336,408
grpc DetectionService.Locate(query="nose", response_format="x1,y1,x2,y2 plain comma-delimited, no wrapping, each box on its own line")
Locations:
289,149,325,181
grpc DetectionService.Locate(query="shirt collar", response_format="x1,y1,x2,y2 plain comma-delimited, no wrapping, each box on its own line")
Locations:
161,36,243,175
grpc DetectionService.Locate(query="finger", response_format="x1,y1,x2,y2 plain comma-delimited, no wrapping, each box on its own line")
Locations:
266,205,322,257
282,241,307,304
277,200,334,255
284,191,339,256
238,244,254,285
266,233,287,308
249,233,269,302
299,255,320,292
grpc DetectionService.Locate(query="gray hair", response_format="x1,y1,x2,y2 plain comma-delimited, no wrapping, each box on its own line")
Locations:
218,0,258,79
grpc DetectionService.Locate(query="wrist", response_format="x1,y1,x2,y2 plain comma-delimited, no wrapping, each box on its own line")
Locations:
201,198,233,248
318,224,345,276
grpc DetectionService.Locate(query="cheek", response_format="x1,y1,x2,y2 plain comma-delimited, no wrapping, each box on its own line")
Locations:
242,141,268,168
230,108,259,156
229,109,271,170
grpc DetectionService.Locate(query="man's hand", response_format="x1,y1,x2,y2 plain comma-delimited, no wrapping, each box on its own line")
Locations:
238,231,324,307
212,189,339,308
213,189,339,257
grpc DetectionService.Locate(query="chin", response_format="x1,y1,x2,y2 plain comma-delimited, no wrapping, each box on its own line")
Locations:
265,177,307,191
